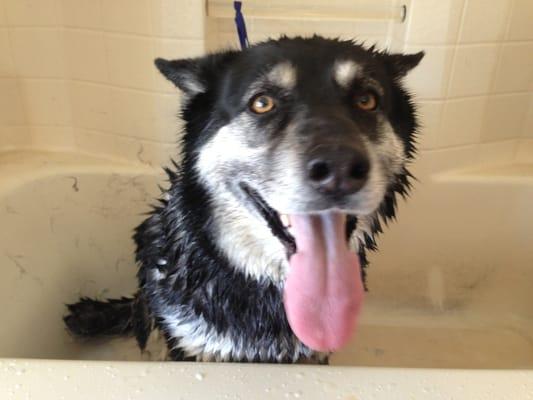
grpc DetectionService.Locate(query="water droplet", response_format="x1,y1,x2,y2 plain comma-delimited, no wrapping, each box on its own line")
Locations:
293,391,302,398
194,372,205,381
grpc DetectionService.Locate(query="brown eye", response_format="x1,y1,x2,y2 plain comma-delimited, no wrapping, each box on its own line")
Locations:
249,94,275,114
355,92,378,111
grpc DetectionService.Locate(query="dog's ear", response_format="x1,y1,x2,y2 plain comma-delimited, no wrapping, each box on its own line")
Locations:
382,51,425,78
154,58,206,95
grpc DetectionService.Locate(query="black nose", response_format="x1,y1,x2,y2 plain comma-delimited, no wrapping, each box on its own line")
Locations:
307,145,370,196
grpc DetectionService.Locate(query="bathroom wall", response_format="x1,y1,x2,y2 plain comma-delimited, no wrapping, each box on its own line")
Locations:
0,0,31,150
1,0,531,166
405,0,533,165
206,0,404,52
0,0,206,166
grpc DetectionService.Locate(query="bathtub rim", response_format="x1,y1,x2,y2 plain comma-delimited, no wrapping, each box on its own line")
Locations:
1,358,532,399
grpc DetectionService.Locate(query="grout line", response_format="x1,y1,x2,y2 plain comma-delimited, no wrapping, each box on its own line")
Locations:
3,125,180,147
15,76,178,96
406,39,533,47
504,0,516,41
445,90,531,101
96,0,111,96
3,15,30,133
7,25,205,42
487,1,514,96
6,75,527,102
75,127,179,146
443,0,469,100
511,136,522,162
417,90,531,103
423,140,512,154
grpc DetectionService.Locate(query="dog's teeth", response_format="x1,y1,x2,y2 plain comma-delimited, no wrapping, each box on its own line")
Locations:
280,214,290,228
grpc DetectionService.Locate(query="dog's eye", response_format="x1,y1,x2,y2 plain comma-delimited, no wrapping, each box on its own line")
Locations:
249,94,275,114
354,92,378,111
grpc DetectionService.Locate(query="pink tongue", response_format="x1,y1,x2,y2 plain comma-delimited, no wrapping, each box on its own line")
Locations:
283,212,364,352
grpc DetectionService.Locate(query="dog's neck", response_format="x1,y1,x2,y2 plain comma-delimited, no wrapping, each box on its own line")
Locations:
208,189,289,283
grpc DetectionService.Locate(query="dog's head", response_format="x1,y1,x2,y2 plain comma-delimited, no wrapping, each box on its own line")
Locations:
156,37,423,352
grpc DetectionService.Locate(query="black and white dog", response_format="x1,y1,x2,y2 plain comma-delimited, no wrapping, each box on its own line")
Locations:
65,36,423,363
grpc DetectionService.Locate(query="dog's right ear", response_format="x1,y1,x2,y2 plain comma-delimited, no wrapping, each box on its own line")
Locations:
154,58,206,96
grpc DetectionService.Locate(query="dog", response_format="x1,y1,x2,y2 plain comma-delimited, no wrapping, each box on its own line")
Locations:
64,36,424,363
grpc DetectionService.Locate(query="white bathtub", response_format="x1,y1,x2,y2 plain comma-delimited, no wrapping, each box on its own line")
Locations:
1,148,532,398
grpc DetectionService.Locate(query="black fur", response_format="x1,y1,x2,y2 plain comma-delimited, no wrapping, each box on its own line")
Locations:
64,36,423,362
64,297,135,337
133,167,317,362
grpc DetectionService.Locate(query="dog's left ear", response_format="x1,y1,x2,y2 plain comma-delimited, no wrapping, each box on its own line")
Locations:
382,51,425,78
155,58,206,95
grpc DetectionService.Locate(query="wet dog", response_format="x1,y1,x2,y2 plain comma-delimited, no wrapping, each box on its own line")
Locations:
64,36,424,363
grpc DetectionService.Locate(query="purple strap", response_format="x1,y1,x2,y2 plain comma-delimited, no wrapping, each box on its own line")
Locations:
234,1,249,50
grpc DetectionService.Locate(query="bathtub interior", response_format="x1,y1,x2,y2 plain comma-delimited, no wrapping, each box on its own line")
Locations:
0,150,532,369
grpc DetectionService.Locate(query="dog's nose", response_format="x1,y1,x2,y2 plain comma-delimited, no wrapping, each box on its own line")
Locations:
307,146,370,196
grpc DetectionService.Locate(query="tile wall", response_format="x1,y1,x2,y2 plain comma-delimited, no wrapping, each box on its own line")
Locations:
404,0,533,166
0,0,205,166
0,0,531,167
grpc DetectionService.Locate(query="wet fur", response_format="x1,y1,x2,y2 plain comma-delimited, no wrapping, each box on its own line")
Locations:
64,37,423,363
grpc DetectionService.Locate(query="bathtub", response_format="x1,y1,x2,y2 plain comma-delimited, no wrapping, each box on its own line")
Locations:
0,148,532,398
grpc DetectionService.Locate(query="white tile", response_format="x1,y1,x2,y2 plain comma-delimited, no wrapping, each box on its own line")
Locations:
105,34,155,90
69,81,112,132
507,0,533,40
9,28,65,78
424,145,480,174
481,93,530,142
102,0,151,35
19,79,71,125
0,126,31,148
75,128,117,158
406,0,465,45
437,97,487,148
477,140,517,165
153,38,206,61
114,136,177,167
522,94,533,138
249,19,390,44
514,139,533,162
64,29,107,82
448,44,499,97
151,0,205,39
404,45,455,99
0,78,26,125
5,0,60,27
0,29,14,76
0,2,6,26
30,126,75,149
152,38,205,93
493,43,533,93
416,101,444,150
206,32,240,52
109,88,181,142
152,92,183,142
459,0,511,43
60,0,102,29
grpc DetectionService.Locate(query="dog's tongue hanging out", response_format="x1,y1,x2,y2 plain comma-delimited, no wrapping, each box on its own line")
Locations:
283,212,364,351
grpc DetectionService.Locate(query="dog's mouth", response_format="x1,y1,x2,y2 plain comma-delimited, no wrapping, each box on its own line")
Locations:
240,182,365,352
239,183,297,257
